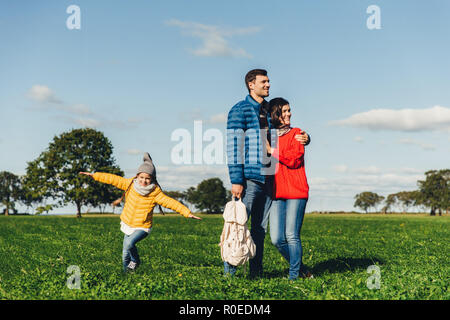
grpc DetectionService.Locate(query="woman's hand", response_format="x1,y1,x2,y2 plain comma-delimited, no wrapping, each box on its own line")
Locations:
79,172,94,177
188,213,202,220
266,140,274,155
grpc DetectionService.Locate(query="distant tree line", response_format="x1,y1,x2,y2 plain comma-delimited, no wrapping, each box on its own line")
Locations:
2,128,447,217
165,178,231,214
0,128,231,217
354,169,449,216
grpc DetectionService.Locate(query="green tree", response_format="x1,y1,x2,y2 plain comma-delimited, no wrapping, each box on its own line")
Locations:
417,169,450,216
397,191,421,213
27,128,123,218
35,204,54,215
354,191,385,213
384,191,421,214
164,190,187,205
383,193,397,213
185,178,228,213
88,166,124,214
0,171,22,215
21,158,50,214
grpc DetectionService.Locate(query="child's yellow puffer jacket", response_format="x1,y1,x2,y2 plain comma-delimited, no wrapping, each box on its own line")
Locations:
93,172,191,228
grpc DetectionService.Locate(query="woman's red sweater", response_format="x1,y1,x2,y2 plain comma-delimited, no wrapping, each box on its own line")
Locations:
271,127,309,199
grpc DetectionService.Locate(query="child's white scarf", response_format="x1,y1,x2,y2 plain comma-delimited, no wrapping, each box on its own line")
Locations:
133,179,156,196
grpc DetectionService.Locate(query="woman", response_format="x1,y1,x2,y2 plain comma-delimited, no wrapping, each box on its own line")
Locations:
79,152,201,272
266,97,312,280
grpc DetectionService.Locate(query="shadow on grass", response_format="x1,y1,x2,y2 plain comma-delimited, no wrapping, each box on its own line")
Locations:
264,257,385,279
311,257,385,276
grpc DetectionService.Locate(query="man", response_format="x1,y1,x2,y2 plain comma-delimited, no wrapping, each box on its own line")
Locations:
226,69,310,278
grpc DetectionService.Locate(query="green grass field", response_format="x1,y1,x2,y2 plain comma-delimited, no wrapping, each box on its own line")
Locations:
0,214,448,300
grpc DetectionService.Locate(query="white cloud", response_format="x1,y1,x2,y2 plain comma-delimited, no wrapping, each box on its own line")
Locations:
354,165,382,175
66,104,93,116
330,105,450,132
177,107,203,122
126,149,143,155
397,138,436,151
354,136,364,143
310,172,424,198
331,165,424,176
27,85,93,115
138,165,230,190
166,19,261,58
61,115,146,130
27,85,62,104
26,85,147,130
207,113,227,124
392,167,424,175
332,165,348,173
73,117,101,128
127,117,148,125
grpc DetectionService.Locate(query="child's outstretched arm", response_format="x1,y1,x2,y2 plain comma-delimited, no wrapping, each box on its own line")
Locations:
154,190,201,220
188,213,202,220
79,172,132,191
79,172,93,177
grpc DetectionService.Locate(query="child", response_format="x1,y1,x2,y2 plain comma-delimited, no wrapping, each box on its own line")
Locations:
79,152,201,272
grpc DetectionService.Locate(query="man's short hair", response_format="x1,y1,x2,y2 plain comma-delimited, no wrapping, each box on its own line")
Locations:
245,69,267,93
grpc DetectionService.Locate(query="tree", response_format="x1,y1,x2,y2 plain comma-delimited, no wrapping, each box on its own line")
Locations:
26,128,123,218
21,158,51,214
384,191,421,214
417,169,450,216
397,191,421,213
35,204,54,215
185,178,228,213
383,193,397,213
0,171,22,215
164,190,187,205
354,191,385,213
88,166,124,214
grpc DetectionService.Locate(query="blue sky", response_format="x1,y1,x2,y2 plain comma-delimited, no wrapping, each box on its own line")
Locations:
1,0,449,213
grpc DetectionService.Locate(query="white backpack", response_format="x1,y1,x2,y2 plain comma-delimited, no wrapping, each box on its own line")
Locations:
219,199,256,267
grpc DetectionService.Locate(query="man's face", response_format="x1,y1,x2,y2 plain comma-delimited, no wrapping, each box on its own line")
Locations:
249,75,270,98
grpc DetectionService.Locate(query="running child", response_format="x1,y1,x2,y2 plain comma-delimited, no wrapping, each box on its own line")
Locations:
79,152,201,272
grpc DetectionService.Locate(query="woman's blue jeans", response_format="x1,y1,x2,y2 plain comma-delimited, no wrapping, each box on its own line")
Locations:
269,198,307,280
122,229,149,271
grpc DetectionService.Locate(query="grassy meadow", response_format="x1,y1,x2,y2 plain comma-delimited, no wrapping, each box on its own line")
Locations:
0,213,448,300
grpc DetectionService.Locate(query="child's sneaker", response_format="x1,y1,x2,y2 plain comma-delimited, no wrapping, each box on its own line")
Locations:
299,270,314,279
127,261,137,271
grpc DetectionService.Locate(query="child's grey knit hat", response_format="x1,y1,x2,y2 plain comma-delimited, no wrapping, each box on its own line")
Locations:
137,152,156,177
